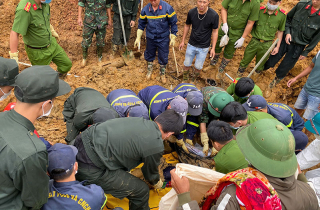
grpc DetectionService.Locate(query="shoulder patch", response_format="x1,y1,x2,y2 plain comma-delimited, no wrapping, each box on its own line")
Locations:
260,6,266,10
24,2,31,12
280,9,287,15
33,4,37,10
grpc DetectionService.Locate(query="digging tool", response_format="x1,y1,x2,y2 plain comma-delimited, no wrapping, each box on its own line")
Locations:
18,62,32,67
247,38,279,78
225,72,237,83
117,0,133,61
172,44,179,76
134,42,142,58
141,0,143,11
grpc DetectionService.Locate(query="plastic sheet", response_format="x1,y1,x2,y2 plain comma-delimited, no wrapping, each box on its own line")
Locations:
219,35,229,47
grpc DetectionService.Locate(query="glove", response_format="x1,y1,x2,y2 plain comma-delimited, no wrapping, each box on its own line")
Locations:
186,139,193,146
134,29,143,48
234,37,245,48
153,179,163,189
9,51,19,64
50,25,59,41
176,139,189,153
170,34,177,47
211,146,218,156
201,133,210,156
222,23,228,34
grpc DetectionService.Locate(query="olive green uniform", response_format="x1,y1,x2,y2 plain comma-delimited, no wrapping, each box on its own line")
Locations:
12,0,72,73
215,0,260,59
74,118,164,210
0,110,49,209
239,7,287,71
112,0,139,45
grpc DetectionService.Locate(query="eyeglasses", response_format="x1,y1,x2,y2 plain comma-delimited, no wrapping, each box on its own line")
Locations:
208,100,220,113
310,118,319,135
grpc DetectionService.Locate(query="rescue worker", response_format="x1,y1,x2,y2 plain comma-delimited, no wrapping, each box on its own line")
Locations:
237,0,287,77
263,0,320,88
0,65,71,209
74,109,184,210
106,88,149,119
111,0,139,55
172,83,203,153
0,57,19,101
134,0,178,84
243,95,308,152
63,87,119,144
199,86,234,156
78,0,112,66
42,143,112,210
138,85,188,123
178,0,219,81
210,0,260,79
172,119,320,210
9,0,72,75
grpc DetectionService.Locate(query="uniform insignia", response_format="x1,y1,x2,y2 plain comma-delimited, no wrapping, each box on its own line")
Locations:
305,5,311,9
318,11,320,15
260,6,266,10
275,10,278,16
24,2,31,12
159,5,162,10
33,4,37,10
280,9,287,15
264,8,267,13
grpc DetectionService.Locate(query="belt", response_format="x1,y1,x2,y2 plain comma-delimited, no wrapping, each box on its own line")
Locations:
26,44,50,49
252,37,272,43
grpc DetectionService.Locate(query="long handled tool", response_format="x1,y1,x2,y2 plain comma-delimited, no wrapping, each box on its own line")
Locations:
172,45,179,76
225,72,236,83
117,0,132,60
18,62,32,67
247,38,279,78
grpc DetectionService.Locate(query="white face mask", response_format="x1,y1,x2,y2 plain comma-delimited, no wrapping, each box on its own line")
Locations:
37,101,53,119
0,88,12,101
267,2,279,10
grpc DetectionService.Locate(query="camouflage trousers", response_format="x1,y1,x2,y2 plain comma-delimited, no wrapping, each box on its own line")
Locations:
81,25,107,48
112,14,132,46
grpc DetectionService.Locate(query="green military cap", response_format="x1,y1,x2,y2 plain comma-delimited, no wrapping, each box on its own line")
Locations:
0,57,19,86
208,92,234,117
14,65,71,103
236,119,297,178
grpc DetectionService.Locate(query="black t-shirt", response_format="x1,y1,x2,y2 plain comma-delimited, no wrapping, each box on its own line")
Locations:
186,7,219,48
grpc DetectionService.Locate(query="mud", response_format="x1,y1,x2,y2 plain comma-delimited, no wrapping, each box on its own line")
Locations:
0,0,319,147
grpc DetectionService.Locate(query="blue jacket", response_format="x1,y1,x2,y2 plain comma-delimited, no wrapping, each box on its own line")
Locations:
138,0,178,39
106,89,148,118
138,85,178,120
172,83,199,98
42,180,106,210
267,103,305,131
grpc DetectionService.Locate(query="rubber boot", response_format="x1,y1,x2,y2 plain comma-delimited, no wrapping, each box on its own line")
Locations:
160,65,167,84
81,47,88,67
97,47,103,62
192,69,201,82
210,54,220,66
218,58,230,73
269,76,282,89
112,44,118,56
146,62,153,80
237,66,246,77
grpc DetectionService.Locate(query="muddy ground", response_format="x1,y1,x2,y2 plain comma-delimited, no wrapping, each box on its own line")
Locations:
0,0,319,149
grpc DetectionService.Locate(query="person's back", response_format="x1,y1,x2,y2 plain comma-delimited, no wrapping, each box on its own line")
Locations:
247,111,275,124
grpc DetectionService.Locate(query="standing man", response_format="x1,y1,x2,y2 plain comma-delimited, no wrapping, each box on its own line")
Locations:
134,0,178,84
237,0,287,77
10,0,72,75
210,0,260,79
179,0,219,81
263,0,320,88
0,66,71,209
74,110,184,210
287,50,320,120
0,57,19,101
111,0,139,55
78,0,112,66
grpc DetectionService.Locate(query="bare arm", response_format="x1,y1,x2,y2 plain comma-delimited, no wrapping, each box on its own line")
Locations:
241,20,255,38
210,28,219,57
179,24,191,51
200,123,207,133
287,62,315,87
107,7,111,21
10,30,19,53
221,7,227,24
78,6,83,26
271,31,284,55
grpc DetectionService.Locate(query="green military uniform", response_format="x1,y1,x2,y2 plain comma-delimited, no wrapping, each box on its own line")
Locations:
112,0,139,46
239,6,287,71
62,87,118,144
226,78,263,104
214,140,248,174
215,0,260,59
12,0,72,73
78,0,110,48
75,118,164,210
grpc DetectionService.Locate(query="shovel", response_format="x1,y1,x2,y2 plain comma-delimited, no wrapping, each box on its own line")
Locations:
134,42,142,58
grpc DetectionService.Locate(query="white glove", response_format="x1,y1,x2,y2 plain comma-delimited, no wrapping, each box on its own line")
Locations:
222,23,228,34
153,179,163,189
234,37,245,48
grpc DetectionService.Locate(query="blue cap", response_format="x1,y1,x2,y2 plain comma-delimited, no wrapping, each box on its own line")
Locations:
92,107,117,124
305,112,320,135
242,95,267,111
186,91,203,116
128,104,149,120
48,143,78,175
170,96,188,124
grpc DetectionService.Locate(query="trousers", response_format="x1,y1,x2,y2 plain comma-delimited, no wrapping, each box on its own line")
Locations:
144,36,169,65
81,25,107,48
112,14,132,45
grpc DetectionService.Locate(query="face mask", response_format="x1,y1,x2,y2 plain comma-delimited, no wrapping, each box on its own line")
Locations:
41,0,52,4
267,2,279,10
0,88,12,101
239,95,249,99
314,134,320,139
38,101,53,119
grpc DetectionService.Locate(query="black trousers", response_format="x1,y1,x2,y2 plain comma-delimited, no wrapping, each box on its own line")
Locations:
264,37,305,79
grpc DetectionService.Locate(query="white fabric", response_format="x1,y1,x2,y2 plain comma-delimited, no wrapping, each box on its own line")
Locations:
182,203,191,210
217,194,231,210
297,139,320,170
234,37,245,48
159,163,225,210
222,23,228,34
316,50,320,59
220,35,229,47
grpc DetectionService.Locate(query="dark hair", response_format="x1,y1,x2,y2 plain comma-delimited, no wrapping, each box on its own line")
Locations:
155,109,184,135
207,120,233,144
50,167,74,181
219,101,247,123
235,78,255,97
270,0,281,3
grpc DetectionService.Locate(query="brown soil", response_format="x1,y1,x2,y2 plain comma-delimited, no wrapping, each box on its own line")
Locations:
0,0,319,148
